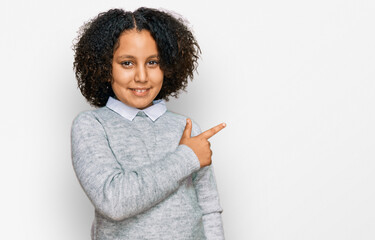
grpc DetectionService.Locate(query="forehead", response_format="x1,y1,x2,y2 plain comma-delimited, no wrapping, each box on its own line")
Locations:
114,29,158,57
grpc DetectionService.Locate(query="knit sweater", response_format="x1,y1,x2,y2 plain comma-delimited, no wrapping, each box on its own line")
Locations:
71,106,224,239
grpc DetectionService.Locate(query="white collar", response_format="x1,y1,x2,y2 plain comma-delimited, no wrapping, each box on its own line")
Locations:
106,96,167,121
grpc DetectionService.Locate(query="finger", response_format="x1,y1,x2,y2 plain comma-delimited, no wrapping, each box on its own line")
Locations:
182,118,192,139
200,123,226,139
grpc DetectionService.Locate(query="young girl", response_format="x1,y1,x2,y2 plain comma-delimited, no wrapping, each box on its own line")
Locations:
71,7,225,240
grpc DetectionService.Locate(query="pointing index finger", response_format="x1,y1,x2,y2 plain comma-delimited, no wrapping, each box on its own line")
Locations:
200,123,226,139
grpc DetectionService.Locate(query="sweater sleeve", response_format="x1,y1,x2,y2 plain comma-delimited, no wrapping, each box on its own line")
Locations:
191,122,225,240
71,112,200,221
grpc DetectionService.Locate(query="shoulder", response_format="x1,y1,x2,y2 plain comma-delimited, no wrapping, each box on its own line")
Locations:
72,109,98,126
71,107,114,133
163,110,202,136
71,110,99,139
71,108,118,145
72,107,116,127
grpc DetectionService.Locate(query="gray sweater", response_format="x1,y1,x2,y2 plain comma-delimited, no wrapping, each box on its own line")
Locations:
71,106,224,239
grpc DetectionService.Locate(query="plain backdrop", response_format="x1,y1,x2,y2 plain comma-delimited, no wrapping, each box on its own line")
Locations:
1,0,374,239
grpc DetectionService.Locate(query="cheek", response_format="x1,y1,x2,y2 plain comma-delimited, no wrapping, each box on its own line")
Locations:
152,70,164,87
112,68,133,86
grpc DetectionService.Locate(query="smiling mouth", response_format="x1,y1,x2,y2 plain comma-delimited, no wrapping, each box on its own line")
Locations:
130,88,150,92
130,88,150,96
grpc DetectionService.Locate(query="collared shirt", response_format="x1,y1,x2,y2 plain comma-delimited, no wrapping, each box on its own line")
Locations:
106,96,167,122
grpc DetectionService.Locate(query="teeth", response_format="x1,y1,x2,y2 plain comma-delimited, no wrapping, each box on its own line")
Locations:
133,89,147,93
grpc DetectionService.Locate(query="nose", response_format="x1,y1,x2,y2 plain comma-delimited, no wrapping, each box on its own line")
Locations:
134,65,147,83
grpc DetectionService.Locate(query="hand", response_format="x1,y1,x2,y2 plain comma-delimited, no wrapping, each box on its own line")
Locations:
179,118,226,168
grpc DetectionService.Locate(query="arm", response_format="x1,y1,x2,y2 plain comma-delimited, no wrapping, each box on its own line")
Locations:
191,122,225,239
71,112,200,221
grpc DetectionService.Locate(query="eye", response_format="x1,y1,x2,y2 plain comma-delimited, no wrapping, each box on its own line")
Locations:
147,60,159,67
120,61,133,68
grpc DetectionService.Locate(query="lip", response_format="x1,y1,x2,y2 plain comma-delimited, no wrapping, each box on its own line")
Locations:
129,87,151,97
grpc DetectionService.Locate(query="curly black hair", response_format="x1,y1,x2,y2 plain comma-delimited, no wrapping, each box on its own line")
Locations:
73,7,201,107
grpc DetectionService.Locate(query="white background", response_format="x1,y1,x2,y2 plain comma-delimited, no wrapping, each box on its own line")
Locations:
1,0,374,239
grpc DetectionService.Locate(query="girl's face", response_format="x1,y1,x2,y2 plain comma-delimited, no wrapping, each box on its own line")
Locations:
111,29,163,109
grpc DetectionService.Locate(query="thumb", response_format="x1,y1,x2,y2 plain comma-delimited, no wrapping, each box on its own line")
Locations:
182,118,192,139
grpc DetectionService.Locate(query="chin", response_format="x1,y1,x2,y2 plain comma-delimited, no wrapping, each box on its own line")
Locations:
134,102,152,109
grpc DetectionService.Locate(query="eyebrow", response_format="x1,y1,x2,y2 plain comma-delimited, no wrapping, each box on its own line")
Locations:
117,54,159,60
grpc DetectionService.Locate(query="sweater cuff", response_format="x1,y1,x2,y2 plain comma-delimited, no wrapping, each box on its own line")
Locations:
175,144,201,175
202,212,225,240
